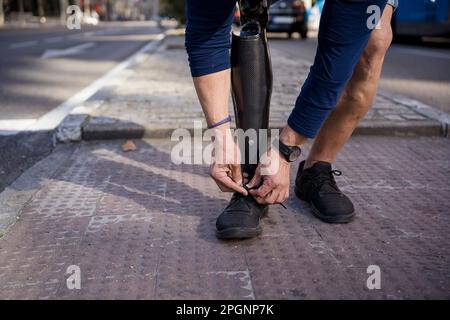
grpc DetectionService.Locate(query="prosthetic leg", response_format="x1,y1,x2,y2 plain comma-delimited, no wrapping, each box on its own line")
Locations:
215,1,273,240
231,0,273,179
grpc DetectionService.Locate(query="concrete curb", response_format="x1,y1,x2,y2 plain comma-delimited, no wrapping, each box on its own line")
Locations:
353,119,442,136
378,90,450,138
78,119,443,140
83,117,145,140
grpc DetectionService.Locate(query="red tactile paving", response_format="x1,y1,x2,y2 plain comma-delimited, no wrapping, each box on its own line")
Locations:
0,137,449,299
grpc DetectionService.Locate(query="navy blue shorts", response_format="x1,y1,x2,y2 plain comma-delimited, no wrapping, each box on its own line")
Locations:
185,0,389,138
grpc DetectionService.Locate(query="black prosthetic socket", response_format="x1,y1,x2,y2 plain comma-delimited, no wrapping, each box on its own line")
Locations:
231,0,273,180
238,0,271,30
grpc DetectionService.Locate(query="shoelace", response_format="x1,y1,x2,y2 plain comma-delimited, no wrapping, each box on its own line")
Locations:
311,169,343,194
244,185,287,209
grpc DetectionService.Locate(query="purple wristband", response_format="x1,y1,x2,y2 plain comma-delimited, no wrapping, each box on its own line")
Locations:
207,115,232,129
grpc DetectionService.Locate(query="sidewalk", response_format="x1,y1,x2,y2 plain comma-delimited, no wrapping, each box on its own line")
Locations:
0,34,449,299
56,35,444,142
0,137,449,299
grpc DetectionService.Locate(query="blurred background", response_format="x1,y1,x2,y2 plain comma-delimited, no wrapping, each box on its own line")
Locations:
1,1,449,38
0,0,178,25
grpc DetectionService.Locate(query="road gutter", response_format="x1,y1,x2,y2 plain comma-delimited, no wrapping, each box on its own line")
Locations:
378,90,450,138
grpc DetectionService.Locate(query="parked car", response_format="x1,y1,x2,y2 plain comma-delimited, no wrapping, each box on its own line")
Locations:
267,0,308,39
392,0,450,39
233,1,308,39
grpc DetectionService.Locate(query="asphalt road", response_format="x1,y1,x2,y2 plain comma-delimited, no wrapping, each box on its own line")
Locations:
268,34,450,114
0,21,162,123
0,21,163,192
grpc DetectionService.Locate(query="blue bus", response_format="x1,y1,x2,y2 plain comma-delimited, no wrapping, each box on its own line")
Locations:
393,0,450,37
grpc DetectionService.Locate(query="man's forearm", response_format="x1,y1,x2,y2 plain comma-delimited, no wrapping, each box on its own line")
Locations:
280,125,308,147
192,69,231,127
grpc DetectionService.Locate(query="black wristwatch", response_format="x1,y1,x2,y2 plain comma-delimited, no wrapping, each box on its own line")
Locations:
272,139,302,163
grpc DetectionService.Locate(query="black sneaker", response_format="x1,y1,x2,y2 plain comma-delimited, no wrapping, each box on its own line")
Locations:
216,193,269,239
295,161,355,223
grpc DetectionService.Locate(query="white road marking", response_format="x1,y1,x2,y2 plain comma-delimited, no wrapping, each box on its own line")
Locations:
67,34,83,40
82,31,95,38
44,36,64,43
27,33,166,132
41,42,96,59
9,40,38,49
0,119,37,134
392,46,450,60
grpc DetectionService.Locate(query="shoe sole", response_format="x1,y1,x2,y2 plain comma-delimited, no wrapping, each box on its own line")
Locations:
294,186,355,224
216,226,263,240
216,207,269,240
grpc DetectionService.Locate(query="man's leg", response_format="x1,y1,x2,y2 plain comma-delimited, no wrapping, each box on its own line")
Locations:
305,5,394,168
287,0,389,140
250,0,391,208
294,4,394,224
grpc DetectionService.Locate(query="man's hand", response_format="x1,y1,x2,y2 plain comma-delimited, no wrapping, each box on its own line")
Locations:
247,148,290,205
209,127,248,196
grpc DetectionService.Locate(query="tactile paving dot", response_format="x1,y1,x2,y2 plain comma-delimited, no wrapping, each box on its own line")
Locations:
0,137,449,299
